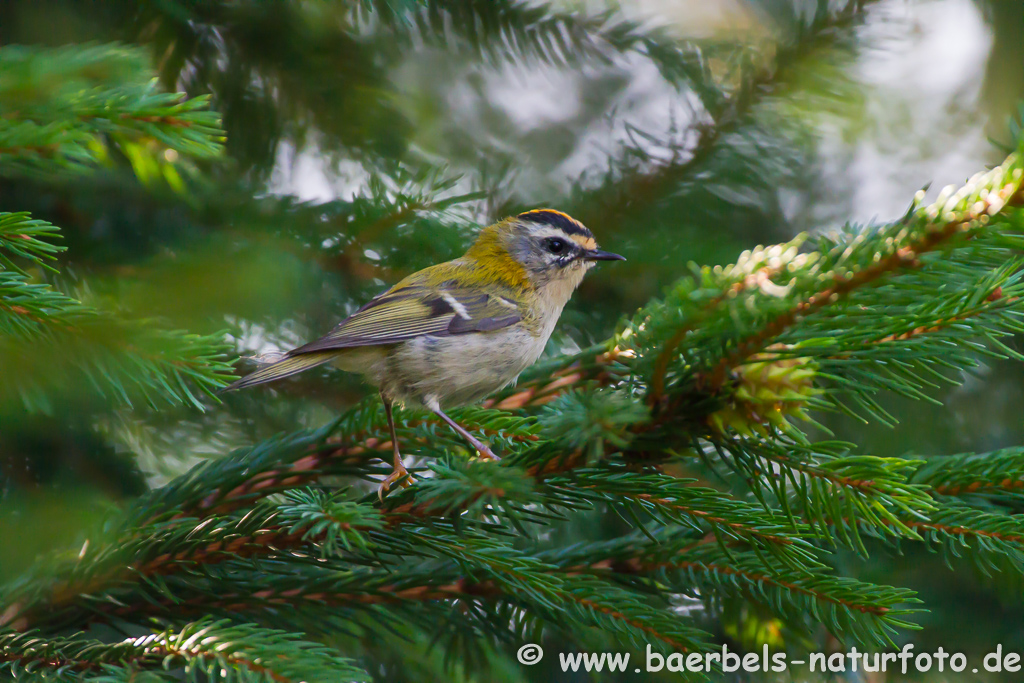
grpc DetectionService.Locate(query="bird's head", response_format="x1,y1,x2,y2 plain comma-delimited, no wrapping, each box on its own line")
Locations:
467,209,624,298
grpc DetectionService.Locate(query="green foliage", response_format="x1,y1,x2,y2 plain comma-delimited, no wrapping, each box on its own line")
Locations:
0,213,65,273
0,43,222,183
0,619,369,682
539,389,649,459
542,534,920,647
0,43,232,413
4,2,1024,683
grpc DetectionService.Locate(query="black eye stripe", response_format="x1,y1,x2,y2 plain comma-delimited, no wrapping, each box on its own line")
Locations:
543,237,571,254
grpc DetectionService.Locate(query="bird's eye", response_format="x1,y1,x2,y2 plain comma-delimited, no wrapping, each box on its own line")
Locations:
544,237,568,254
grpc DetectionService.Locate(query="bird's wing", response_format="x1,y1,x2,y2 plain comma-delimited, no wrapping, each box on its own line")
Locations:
290,280,522,354
221,265,524,392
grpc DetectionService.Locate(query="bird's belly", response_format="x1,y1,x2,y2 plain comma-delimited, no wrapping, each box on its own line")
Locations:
381,328,546,408
330,347,390,380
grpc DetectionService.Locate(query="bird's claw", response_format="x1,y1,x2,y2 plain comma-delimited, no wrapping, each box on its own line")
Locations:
475,443,500,461
378,463,414,501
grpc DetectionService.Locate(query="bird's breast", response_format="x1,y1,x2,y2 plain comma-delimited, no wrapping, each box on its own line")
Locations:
379,325,551,408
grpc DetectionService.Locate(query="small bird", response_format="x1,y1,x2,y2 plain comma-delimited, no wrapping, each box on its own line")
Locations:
223,209,624,497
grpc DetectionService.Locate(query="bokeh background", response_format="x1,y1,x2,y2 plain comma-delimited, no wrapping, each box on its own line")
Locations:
2,0,1024,679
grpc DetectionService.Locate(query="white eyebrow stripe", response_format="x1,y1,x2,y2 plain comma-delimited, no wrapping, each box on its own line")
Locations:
525,226,576,240
441,291,471,320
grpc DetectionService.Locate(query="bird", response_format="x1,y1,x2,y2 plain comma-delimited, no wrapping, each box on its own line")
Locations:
222,209,624,497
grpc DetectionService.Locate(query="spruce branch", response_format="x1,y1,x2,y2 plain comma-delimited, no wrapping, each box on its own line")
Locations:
705,159,1024,388
23,550,709,657
0,43,223,180
7,458,815,632
58,537,712,656
2,491,389,632
0,43,232,411
0,619,368,683
713,437,932,552
542,531,919,647
628,147,1024,439
482,345,631,410
911,448,1024,498
713,238,1002,391
0,213,65,274
835,503,1024,583
535,467,818,564
124,619,369,683
0,313,235,411
648,254,796,403
901,506,1024,553
139,404,546,523
1,630,117,679
399,530,711,652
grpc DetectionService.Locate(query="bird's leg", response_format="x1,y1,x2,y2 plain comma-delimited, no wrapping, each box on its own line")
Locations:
430,406,500,461
378,394,414,500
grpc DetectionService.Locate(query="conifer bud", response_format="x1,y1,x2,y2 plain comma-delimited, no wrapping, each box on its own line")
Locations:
707,345,820,437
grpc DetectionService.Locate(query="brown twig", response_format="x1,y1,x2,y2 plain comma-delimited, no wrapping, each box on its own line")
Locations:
902,519,1024,545
139,643,291,683
483,348,627,409
931,478,1024,496
0,144,61,158
117,114,192,127
625,492,794,546
86,575,698,655
0,638,299,683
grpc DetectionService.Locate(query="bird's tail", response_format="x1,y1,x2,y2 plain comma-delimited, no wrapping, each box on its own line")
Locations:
221,351,337,392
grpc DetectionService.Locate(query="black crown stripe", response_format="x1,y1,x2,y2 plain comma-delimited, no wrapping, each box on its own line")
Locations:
517,209,592,237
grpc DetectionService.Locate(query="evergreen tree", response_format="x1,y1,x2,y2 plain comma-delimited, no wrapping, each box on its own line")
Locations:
3,1,1024,681
0,44,232,414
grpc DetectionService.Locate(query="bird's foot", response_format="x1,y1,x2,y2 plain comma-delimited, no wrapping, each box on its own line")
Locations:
474,439,500,461
428,404,501,461
378,460,414,501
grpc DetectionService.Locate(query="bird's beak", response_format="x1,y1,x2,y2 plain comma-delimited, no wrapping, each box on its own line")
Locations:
582,249,626,262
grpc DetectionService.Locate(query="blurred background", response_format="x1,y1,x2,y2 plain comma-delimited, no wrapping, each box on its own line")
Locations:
1,0,1023,679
